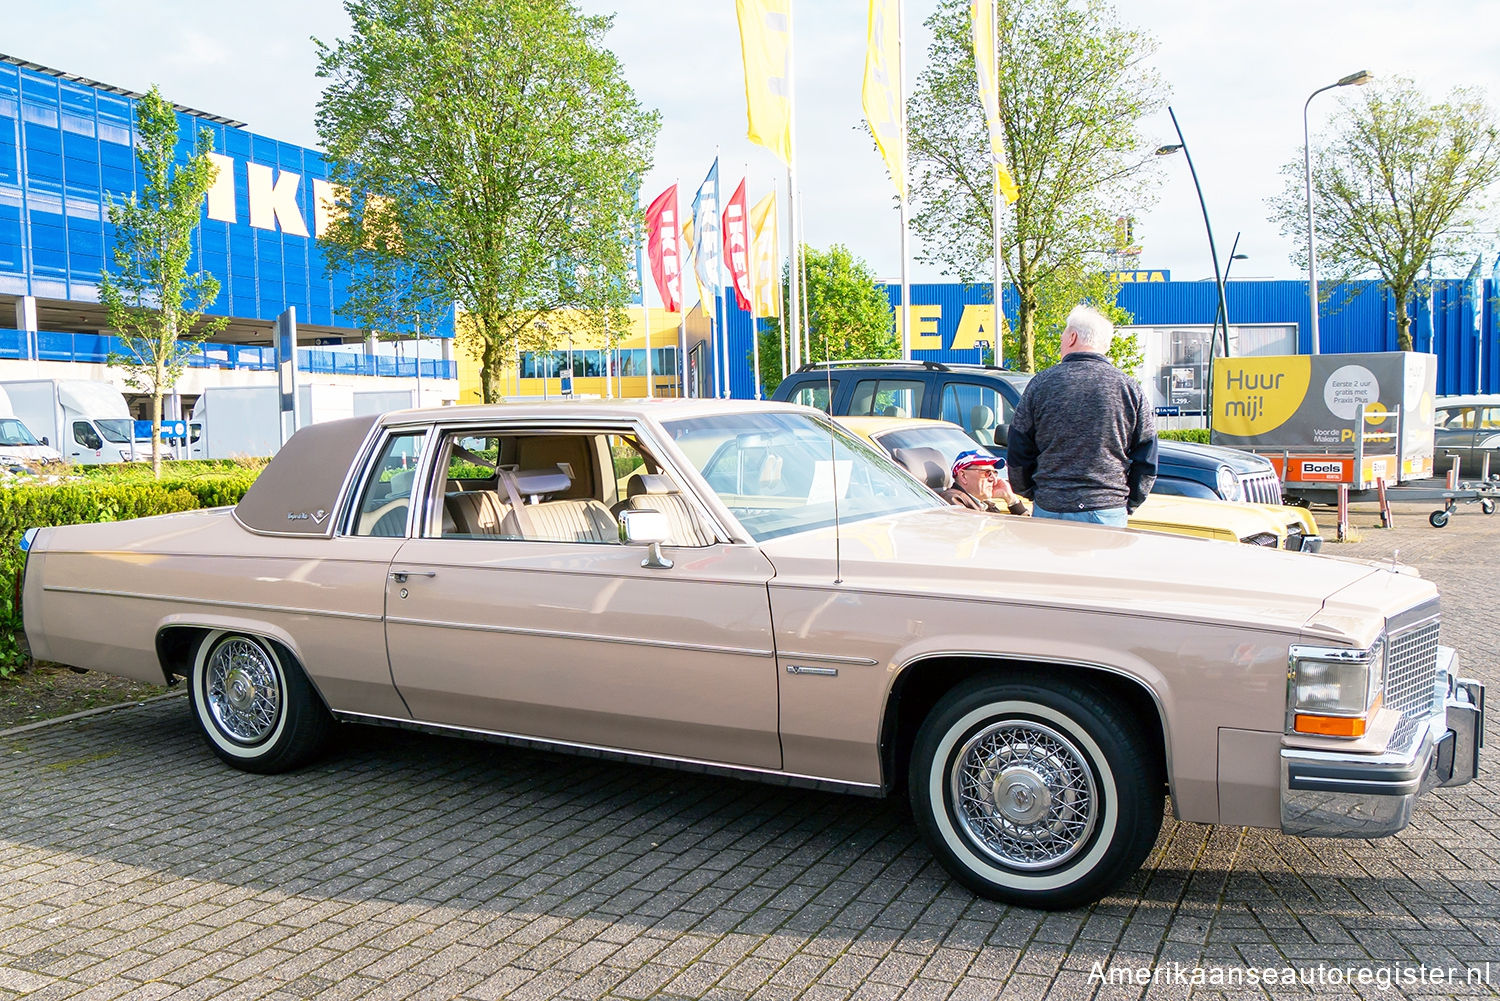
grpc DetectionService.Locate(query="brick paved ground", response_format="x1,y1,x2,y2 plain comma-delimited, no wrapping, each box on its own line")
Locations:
1,501,1496,1000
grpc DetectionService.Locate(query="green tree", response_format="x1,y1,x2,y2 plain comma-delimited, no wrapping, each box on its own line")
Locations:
757,244,899,393
99,86,226,478
906,0,1164,372
1010,268,1142,374
1269,77,1500,351
315,0,659,402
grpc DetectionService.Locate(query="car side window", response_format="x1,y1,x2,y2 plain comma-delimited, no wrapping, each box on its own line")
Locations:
1481,406,1500,430
73,421,103,450
849,378,925,418
352,431,427,537
1436,408,1471,430
941,383,1007,446
788,381,835,413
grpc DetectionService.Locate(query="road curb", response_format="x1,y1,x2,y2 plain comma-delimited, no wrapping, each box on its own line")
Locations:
0,688,185,738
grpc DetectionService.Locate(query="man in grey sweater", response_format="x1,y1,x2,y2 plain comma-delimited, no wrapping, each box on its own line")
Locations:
1006,305,1157,526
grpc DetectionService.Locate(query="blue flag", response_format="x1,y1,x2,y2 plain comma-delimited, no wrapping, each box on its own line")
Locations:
690,160,723,292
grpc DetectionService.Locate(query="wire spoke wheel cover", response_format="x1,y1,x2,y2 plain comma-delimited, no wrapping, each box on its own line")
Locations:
205,637,283,744
949,720,1098,870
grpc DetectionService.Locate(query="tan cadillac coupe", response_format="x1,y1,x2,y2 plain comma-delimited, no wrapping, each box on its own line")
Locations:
20,400,1485,909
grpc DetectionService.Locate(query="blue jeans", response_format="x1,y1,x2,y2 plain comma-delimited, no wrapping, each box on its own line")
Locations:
1033,505,1129,527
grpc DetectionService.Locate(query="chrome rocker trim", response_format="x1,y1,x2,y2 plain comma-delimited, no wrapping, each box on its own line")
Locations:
1280,646,1483,838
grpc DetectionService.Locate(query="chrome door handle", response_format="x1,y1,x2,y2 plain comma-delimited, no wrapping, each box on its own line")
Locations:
389,570,437,583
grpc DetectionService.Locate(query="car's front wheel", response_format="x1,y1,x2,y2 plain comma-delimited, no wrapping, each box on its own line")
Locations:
909,676,1163,909
189,631,331,773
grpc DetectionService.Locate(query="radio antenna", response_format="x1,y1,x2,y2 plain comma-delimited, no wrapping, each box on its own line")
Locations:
823,330,842,584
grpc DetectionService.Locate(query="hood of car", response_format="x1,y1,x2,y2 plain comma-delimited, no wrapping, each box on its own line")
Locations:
758,506,1395,638
1160,438,1274,473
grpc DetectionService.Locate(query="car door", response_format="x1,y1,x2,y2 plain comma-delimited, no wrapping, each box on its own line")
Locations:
1477,405,1500,478
382,423,783,769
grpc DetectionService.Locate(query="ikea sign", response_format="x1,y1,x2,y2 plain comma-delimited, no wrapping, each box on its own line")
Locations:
203,153,339,239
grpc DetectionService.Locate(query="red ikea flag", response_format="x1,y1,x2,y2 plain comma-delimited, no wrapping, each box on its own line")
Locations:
645,185,684,312
722,178,753,312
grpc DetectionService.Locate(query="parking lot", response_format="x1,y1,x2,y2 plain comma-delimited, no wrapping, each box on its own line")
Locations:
1,501,1496,1001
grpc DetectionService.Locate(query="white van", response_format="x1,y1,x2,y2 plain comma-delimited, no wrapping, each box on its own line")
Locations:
0,387,63,464
0,379,143,464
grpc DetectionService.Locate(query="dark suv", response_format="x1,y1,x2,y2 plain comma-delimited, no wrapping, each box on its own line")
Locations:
771,360,1284,504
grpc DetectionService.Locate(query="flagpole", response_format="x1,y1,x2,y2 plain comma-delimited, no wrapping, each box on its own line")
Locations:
746,165,763,400
675,178,689,398
640,232,654,399
990,0,1004,369
898,0,912,361
785,2,803,375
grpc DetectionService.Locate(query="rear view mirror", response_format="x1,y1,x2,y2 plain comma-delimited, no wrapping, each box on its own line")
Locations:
40,437,48,446
993,425,1008,448
619,509,673,570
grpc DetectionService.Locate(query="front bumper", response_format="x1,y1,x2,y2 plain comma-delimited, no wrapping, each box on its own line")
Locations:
1281,648,1483,838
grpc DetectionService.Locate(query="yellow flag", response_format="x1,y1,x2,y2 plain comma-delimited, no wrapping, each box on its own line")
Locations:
736,0,793,164
862,0,904,196
970,0,1019,204
681,217,709,311
749,192,780,319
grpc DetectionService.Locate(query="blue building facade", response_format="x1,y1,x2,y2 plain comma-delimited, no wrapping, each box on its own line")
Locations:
0,54,454,367
717,275,1499,399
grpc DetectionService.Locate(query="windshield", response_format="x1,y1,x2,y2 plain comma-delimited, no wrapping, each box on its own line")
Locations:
873,423,999,464
663,411,941,541
95,419,132,444
0,419,40,447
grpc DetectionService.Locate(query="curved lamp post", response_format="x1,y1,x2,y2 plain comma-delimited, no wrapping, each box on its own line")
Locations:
1211,232,1249,340
1156,109,1228,365
1305,69,1373,354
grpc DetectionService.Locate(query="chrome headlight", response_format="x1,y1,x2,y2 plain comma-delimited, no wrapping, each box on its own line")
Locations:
1216,464,1242,501
1287,639,1385,737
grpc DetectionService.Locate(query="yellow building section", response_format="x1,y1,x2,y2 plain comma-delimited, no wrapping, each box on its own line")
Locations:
457,307,690,403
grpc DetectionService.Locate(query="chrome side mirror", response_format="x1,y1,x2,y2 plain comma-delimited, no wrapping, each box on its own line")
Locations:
619,509,672,569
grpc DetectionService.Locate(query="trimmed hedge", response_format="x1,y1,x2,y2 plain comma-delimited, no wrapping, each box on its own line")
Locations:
1159,428,1211,444
0,463,262,677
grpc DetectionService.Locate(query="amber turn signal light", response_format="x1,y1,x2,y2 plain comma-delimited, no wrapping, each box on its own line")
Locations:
1293,714,1368,738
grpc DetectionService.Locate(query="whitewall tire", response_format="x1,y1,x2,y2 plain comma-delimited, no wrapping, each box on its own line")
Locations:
189,630,331,773
909,676,1162,909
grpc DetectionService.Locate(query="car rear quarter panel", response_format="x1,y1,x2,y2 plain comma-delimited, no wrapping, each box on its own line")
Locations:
23,510,408,717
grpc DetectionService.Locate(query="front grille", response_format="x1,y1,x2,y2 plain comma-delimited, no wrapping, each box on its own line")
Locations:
1384,619,1441,718
1242,470,1283,504
1245,532,1279,547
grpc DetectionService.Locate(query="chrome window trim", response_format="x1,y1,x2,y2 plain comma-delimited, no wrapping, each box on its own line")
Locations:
410,417,736,546
339,425,436,539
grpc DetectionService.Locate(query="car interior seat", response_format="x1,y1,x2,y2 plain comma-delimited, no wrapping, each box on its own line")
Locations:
498,466,617,543
890,446,951,491
969,405,999,447
623,473,715,546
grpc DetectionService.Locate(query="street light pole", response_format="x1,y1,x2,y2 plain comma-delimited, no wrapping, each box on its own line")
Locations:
1156,107,1229,361
1212,233,1249,340
1304,69,1373,354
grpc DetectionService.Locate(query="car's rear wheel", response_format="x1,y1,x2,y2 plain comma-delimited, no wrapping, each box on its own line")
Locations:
909,676,1162,910
189,631,331,773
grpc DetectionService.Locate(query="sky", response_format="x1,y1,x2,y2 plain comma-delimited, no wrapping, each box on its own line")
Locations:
9,0,1500,288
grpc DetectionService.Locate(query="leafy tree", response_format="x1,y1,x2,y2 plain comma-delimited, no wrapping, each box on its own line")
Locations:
757,244,898,392
315,0,659,402
1010,268,1142,374
1269,77,1500,351
99,86,226,478
906,0,1164,372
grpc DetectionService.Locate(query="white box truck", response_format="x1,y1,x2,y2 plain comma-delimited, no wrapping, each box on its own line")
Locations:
189,384,356,459
0,379,143,464
0,387,64,465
